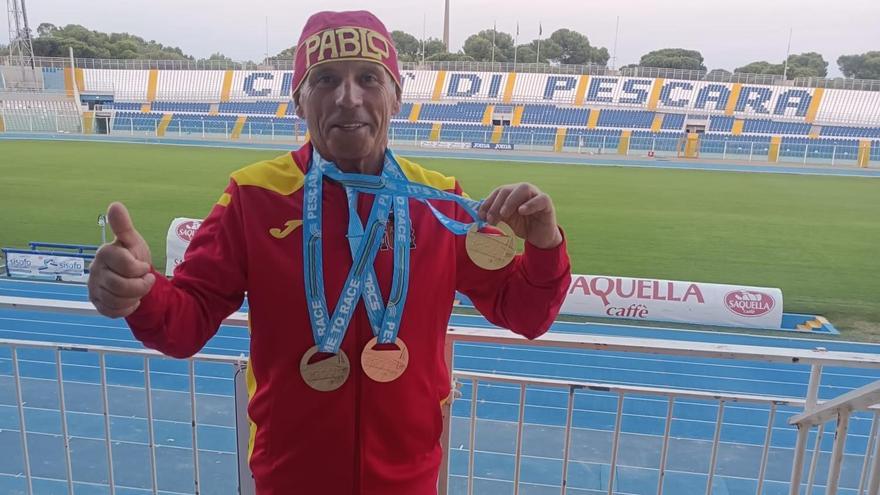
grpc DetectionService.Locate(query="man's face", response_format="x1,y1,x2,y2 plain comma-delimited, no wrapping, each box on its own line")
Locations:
295,60,401,167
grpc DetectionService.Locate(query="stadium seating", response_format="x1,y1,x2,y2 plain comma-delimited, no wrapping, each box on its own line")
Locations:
438,123,494,143
521,104,590,126
501,126,557,146
700,134,772,156
218,102,281,115
152,101,212,113
630,131,684,152
820,125,880,139
596,109,655,129
563,128,622,149
742,118,811,136
419,102,487,123
388,121,433,142
660,113,686,131
708,116,734,133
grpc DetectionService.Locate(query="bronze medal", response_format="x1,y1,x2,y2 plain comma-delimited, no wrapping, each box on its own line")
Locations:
300,346,350,392
361,336,409,383
465,221,517,270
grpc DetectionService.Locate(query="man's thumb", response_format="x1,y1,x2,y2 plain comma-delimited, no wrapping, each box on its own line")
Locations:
107,202,142,248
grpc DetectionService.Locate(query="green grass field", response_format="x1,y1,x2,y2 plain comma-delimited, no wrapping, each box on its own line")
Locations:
2,140,878,339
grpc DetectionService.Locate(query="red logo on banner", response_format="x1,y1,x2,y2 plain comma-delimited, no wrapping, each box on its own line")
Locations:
176,221,202,242
725,290,775,317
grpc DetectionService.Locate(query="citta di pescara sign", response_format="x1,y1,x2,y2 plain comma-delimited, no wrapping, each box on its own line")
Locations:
563,274,784,329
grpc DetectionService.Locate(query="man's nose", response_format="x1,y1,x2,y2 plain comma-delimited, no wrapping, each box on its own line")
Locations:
335,77,363,109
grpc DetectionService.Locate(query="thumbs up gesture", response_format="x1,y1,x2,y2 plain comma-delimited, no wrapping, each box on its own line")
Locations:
88,202,156,318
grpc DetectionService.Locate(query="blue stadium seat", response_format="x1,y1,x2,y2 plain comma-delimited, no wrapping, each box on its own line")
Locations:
389,122,434,142
660,114,686,131
438,123,494,143
521,104,590,126
596,109,655,129
743,119,811,136
708,116,734,133
419,102,487,123
564,128,622,149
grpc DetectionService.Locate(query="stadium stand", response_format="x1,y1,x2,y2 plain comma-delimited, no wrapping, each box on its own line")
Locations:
521,104,590,126
1,64,878,165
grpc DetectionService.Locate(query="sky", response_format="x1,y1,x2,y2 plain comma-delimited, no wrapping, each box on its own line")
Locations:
6,0,880,77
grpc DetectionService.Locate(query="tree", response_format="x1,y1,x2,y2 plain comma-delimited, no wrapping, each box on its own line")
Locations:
391,30,420,61
590,46,610,66
424,39,446,58
514,44,536,64
639,48,706,71
462,29,515,62
30,24,192,60
786,52,827,78
549,29,591,65
272,47,295,59
705,68,732,81
735,61,783,75
0,43,8,57
735,52,827,79
426,52,474,62
838,51,880,79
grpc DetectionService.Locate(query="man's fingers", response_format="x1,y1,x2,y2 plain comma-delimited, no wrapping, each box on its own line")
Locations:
486,188,513,225
99,244,151,278
99,270,155,299
478,188,501,220
499,184,535,218
517,194,552,216
107,202,141,248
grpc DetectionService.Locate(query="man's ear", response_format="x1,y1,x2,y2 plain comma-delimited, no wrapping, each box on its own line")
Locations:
294,90,305,119
391,85,402,116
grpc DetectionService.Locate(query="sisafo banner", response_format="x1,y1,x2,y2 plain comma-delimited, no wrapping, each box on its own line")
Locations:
564,274,783,329
5,251,86,280
165,218,203,276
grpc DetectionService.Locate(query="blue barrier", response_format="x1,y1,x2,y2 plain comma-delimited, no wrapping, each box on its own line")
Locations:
28,242,99,254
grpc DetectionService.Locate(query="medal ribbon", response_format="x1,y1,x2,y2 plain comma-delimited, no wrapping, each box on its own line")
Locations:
303,151,394,354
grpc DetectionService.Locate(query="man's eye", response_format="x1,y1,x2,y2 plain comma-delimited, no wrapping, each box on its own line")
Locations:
363,74,378,83
316,75,335,85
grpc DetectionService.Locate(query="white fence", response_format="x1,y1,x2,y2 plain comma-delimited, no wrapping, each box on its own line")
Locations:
3,296,880,494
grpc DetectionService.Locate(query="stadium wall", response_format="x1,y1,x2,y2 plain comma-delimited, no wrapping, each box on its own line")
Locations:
69,68,880,126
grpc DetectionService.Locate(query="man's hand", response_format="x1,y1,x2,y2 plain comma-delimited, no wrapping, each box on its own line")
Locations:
88,202,155,318
477,183,563,249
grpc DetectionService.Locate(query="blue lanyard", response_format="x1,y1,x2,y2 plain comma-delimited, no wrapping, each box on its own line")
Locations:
303,149,492,352
322,151,487,236
302,152,394,354
333,154,411,344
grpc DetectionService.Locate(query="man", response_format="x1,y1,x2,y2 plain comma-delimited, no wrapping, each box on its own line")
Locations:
88,10,571,495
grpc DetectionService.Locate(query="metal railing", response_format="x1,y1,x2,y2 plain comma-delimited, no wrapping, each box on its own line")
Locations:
3,55,880,91
3,296,880,495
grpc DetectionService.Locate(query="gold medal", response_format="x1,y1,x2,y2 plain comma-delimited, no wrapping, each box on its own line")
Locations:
465,221,517,270
361,336,409,383
300,346,350,392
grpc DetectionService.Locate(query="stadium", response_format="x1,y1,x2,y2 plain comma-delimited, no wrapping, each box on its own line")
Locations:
2,2,880,495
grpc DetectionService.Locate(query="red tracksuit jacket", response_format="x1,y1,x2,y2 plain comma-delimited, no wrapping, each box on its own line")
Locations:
126,143,571,494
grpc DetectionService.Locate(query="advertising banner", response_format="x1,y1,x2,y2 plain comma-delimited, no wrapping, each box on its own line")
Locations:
165,218,203,276
563,274,783,329
5,251,87,281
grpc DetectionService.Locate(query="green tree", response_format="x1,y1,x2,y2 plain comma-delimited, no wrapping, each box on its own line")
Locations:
426,52,474,62
424,39,446,57
838,51,880,79
462,29,515,62
590,46,610,66
785,52,827,78
513,44,536,64
639,48,706,71
548,28,592,65
734,61,783,75
391,30,420,61
30,24,192,60
272,47,295,59
736,52,827,79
